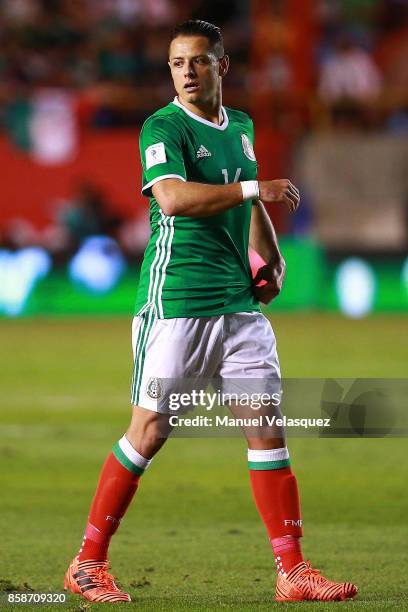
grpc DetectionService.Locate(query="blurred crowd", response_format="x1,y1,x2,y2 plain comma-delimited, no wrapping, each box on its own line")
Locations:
250,0,408,131
0,0,407,136
2,180,150,261
316,0,408,130
0,0,249,136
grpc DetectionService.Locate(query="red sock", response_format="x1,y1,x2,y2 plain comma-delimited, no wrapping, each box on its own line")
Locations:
249,464,304,574
271,535,303,575
78,452,141,561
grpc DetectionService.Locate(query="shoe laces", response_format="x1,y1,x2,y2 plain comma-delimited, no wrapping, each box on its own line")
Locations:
300,561,324,583
89,564,117,591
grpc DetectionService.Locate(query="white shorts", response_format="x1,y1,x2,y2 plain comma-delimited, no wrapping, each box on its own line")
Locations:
130,311,281,413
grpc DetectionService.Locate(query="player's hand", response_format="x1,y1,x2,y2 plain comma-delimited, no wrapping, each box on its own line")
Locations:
258,179,300,212
252,257,286,304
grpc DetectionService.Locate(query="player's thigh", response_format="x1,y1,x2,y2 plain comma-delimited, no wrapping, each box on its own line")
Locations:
218,312,284,443
130,313,223,413
218,311,281,386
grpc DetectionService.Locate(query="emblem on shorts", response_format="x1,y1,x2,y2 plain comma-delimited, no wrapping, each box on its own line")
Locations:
146,377,162,399
241,134,256,161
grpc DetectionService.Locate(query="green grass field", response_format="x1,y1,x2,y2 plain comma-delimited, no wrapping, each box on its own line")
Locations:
1,314,407,611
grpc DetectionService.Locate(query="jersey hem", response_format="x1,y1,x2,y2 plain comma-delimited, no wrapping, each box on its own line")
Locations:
134,304,261,319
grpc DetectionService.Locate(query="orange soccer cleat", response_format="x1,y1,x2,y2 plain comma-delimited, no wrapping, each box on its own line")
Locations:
64,557,131,603
275,560,358,602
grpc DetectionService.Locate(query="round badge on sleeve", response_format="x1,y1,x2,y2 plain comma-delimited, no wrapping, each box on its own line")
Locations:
241,134,256,161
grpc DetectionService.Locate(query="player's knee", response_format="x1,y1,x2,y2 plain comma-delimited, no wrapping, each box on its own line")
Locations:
246,436,286,450
128,428,166,459
126,407,170,457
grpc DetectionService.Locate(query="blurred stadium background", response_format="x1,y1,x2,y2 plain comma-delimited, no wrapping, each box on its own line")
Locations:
1,2,408,608
0,0,407,318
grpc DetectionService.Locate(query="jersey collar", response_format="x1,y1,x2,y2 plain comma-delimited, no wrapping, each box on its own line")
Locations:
172,96,229,131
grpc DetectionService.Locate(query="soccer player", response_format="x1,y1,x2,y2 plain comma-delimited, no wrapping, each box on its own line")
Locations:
64,20,358,603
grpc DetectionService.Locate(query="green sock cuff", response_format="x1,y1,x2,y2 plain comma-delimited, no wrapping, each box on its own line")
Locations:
248,458,291,471
112,442,145,475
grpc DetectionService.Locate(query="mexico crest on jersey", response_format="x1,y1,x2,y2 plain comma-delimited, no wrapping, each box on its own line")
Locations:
241,134,256,161
146,377,162,400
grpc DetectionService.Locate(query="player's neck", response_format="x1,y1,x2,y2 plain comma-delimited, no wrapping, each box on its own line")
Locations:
177,94,223,126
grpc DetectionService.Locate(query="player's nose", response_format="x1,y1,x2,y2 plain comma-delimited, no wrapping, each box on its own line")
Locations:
184,62,196,78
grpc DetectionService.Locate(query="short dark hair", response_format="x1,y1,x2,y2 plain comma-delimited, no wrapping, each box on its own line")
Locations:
170,19,224,57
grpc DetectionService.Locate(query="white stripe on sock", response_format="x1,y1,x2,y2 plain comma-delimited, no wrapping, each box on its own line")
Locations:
247,447,289,462
119,434,152,470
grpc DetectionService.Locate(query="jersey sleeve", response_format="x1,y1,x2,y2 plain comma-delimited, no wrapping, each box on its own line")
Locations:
139,116,187,197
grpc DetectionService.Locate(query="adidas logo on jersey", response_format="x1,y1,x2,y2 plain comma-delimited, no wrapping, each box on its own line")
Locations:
196,145,211,158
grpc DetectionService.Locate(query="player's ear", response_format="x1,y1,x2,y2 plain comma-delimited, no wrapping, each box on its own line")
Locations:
219,54,229,77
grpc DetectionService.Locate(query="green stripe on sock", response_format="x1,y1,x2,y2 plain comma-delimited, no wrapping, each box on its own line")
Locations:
248,458,291,470
112,442,145,475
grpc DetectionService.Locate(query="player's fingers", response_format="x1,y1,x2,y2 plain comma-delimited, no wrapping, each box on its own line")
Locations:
254,265,279,284
285,183,299,201
280,179,298,195
285,189,297,203
287,188,301,211
258,281,281,295
287,182,300,198
283,193,296,212
253,285,278,304
258,287,280,304
252,270,263,285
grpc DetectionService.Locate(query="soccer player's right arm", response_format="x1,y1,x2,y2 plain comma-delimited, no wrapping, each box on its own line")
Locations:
153,179,300,218
139,116,299,217
153,179,244,217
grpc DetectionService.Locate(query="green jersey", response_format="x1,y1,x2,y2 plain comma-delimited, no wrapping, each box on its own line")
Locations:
135,97,261,319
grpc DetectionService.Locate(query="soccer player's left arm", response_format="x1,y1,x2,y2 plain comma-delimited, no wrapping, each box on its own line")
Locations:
249,200,287,304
